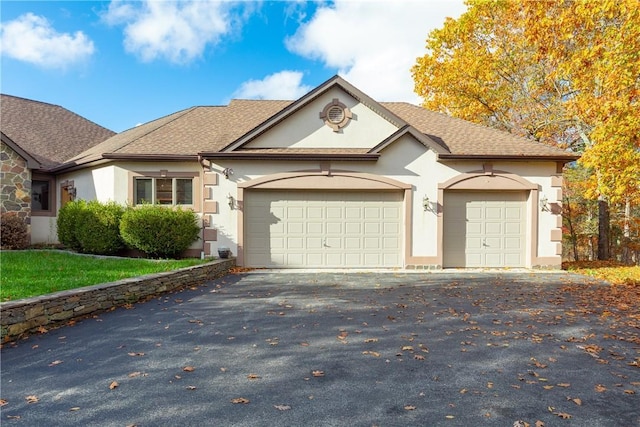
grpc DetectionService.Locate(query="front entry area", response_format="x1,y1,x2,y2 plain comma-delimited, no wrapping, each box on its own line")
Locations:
244,190,403,268
443,191,527,268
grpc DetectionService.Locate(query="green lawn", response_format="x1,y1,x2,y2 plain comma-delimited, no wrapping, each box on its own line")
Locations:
0,250,209,301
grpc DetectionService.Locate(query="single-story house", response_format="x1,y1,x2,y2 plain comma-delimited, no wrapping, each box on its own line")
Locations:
1,94,115,242
3,76,578,268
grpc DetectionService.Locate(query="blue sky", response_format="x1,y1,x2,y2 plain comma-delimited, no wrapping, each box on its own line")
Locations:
1,1,466,132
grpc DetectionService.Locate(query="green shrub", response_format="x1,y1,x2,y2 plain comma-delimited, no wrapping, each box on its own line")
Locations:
120,204,200,258
0,212,29,250
57,200,87,251
75,201,125,255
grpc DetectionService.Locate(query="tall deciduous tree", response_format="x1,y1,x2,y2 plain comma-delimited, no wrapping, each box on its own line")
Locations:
413,0,640,261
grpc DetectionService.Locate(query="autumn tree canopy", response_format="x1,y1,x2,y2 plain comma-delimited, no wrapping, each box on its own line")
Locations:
412,0,640,205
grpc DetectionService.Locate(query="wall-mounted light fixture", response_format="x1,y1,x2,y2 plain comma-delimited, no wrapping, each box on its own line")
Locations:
68,187,77,200
540,195,550,212
423,195,436,213
222,168,234,179
227,194,235,210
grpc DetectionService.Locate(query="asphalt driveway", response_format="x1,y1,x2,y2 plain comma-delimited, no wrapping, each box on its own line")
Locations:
1,271,638,426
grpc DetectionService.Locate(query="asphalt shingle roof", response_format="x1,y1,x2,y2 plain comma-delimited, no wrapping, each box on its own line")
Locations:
62,94,576,169
0,94,115,169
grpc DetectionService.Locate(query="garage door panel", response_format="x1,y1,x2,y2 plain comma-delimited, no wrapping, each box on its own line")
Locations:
307,206,323,219
485,207,503,219
364,223,380,234
245,190,403,268
307,237,323,249
345,223,361,234
307,222,323,234
327,207,343,218
444,191,526,268
485,237,502,248
326,222,342,234
383,237,400,249
287,222,304,234
485,222,502,234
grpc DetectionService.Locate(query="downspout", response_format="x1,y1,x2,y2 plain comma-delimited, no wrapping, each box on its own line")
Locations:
198,154,207,259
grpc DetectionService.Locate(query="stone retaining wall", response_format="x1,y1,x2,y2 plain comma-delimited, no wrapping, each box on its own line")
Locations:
1,258,235,343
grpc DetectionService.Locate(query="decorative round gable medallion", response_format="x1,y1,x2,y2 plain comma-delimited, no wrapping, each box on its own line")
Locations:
320,98,352,132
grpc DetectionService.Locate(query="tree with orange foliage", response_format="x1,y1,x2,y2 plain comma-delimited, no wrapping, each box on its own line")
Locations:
413,0,639,262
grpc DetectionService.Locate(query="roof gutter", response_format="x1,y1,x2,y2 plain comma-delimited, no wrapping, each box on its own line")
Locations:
437,154,580,163
201,152,380,161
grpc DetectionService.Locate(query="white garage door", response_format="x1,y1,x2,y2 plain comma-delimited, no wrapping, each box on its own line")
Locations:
443,192,526,268
244,190,403,268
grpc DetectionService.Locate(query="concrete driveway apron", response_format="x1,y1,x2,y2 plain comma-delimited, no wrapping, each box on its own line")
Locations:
1,271,639,426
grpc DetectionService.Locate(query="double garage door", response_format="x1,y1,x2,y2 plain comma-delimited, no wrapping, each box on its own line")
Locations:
244,190,403,268
443,191,527,268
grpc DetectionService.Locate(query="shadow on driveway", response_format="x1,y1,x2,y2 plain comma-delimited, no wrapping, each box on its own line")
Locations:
1,272,638,426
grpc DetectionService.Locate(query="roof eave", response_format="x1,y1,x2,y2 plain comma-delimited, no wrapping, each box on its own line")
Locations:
201,152,380,161
437,154,580,163
103,153,199,161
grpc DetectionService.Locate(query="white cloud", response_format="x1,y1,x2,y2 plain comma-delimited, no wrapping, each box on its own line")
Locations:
0,13,94,69
233,70,312,99
103,0,246,64
286,0,467,103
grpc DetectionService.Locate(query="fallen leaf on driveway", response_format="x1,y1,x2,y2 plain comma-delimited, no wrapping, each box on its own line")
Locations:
183,366,195,372
404,405,416,410
247,373,261,379
48,360,63,367
312,370,325,377
595,384,607,392
69,407,80,411
556,412,572,419
0,399,8,406
127,352,145,357
624,390,635,394
231,397,250,404
273,404,291,411
109,381,119,390
567,397,582,405
186,385,197,390
25,395,39,403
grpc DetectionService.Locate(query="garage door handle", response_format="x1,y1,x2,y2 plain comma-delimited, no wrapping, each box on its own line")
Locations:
482,239,488,247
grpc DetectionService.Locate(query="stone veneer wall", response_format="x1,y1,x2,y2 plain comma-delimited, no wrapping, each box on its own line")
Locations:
0,142,31,223
0,258,236,343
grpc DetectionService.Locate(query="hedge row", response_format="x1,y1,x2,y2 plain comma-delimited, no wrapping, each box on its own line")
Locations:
57,201,200,258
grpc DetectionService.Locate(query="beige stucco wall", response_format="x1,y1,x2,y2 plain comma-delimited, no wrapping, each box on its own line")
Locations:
208,141,561,268
245,87,398,149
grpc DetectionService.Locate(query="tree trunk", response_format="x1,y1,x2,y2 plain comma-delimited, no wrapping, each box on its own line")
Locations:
621,199,631,264
597,198,610,260
563,196,580,261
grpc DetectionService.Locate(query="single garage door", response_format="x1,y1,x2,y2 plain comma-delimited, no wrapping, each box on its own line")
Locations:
244,190,403,268
443,191,526,268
